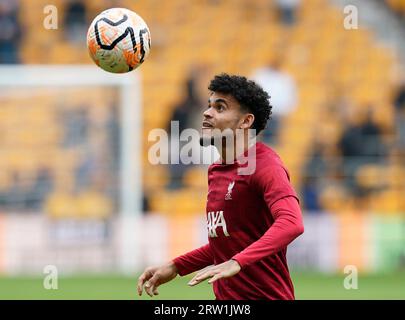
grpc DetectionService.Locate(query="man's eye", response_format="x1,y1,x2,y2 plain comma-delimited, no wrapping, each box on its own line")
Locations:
217,105,224,111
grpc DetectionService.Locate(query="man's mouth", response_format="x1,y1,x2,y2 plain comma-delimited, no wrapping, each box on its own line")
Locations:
202,121,214,128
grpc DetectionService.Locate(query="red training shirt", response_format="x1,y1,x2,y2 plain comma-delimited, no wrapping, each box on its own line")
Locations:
173,142,304,300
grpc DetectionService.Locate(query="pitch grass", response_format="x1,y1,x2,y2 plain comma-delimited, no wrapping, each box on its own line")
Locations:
0,272,404,300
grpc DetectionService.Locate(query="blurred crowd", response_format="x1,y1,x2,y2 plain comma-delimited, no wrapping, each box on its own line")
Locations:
0,0,404,216
0,0,21,63
385,0,405,19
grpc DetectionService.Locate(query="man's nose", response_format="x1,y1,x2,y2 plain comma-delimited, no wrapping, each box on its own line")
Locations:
203,107,213,118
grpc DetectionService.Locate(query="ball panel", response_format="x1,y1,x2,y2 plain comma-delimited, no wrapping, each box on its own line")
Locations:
86,8,151,73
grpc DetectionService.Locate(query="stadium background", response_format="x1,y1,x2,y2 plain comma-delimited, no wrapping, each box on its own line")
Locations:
0,0,404,299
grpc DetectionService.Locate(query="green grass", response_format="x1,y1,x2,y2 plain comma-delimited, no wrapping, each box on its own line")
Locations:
0,272,404,300
291,272,405,300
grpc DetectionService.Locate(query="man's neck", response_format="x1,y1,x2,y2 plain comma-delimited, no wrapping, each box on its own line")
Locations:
219,133,255,164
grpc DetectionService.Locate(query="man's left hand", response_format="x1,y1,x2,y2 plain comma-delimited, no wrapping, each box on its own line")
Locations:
188,259,241,286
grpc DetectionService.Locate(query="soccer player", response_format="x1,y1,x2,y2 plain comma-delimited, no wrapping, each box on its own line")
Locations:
138,74,304,300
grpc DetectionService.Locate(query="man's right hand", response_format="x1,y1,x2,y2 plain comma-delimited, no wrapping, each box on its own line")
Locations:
137,261,178,297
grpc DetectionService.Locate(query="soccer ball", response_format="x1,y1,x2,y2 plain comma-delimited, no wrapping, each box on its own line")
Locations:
87,8,151,73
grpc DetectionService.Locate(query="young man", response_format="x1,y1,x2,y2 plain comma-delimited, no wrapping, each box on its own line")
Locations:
138,74,304,300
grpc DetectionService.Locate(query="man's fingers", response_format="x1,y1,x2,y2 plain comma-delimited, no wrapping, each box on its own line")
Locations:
196,270,217,282
188,273,208,286
146,283,159,297
137,274,148,296
188,273,201,285
145,281,154,297
188,261,240,287
208,273,223,284
188,270,204,285
138,268,157,296
188,269,217,286
145,274,160,297
137,270,153,296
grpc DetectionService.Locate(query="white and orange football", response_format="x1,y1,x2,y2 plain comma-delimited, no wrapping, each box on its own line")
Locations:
87,8,151,73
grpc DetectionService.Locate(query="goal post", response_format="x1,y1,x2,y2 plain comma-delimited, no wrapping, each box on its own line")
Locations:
0,64,142,217
0,65,143,273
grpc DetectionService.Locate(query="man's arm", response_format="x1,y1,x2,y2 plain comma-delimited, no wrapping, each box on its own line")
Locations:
172,243,214,276
188,165,304,286
233,165,304,267
232,196,303,267
138,243,214,296
137,261,178,297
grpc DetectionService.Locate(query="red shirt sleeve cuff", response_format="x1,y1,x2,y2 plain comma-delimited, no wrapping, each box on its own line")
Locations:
172,257,190,276
231,255,246,269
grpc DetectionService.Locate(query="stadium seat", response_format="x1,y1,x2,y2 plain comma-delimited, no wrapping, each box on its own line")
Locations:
9,0,399,216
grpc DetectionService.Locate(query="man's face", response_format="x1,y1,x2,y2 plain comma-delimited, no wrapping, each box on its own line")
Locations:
201,91,250,143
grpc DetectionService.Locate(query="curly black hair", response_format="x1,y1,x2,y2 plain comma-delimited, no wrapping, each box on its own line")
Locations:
208,73,272,135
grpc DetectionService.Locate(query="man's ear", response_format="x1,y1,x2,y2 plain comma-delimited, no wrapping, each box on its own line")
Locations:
240,113,255,129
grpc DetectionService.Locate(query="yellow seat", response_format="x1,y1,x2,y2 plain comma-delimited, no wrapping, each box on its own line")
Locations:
45,192,77,219
355,164,386,190
183,167,207,189
12,0,400,218
76,190,113,219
